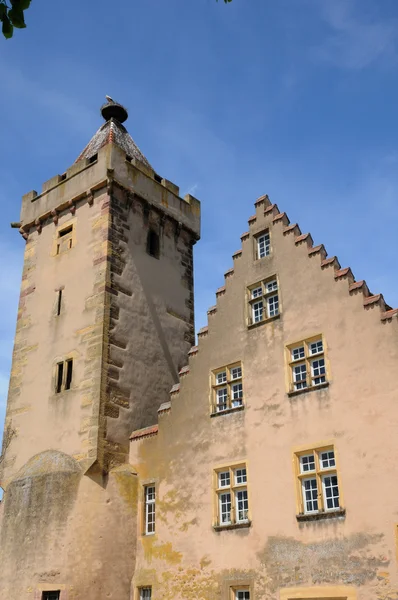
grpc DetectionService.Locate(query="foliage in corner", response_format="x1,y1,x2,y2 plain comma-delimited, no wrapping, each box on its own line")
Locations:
1,0,31,39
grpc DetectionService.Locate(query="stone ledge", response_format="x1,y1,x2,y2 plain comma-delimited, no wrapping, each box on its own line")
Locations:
288,382,329,397
210,405,244,418
296,508,346,522
247,313,281,330
213,520,251,532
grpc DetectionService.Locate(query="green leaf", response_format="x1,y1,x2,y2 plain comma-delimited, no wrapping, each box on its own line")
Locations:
0,4,7,19
11,0,30,8
8,6,26,28
2,16,14,39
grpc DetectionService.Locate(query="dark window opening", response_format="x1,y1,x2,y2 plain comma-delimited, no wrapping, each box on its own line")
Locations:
154,173,162,183
65,359,73,390
56,362,64,394
147,230,160,259
126,154,132,162
57,290,63,316
88,153,98,164
42,592,60,600
60,173,67,181
58,225,73,238
56,243,60,255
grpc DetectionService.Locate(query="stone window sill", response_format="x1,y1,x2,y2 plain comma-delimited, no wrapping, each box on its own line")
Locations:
248,313,280,330
288,381,329,397
210,405,244,418
213,520,251,532
296,508,345,522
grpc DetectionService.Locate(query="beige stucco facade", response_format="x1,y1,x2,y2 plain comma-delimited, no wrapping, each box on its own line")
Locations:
0,101,397,600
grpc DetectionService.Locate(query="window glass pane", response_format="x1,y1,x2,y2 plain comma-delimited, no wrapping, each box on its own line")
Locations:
230,366,242,380
311,358,326,385
257,232,270,259
300,454,315,473
216,387,228,412
236,591,250,600
219,492,232,523
310,339,323,355
293,363,307,390
140,588,152,600
252,301,264,323
303,478,318,513
236,489,249,522
320,450,335,469
216,371,227,384
291,346,305,361
231,383,243,407
265,279,278,292
267,294,279,317
251,286,263,299
234,468,247,485
323,474,340,510
218,471,230,488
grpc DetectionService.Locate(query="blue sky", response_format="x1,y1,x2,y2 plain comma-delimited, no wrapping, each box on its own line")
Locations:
1,0,398,443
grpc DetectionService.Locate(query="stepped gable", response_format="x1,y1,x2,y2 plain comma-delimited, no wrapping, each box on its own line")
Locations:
130,191,397,442
194,192,397,346
75,98,152,168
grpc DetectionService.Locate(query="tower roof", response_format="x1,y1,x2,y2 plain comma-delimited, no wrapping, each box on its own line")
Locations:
74,97,152,168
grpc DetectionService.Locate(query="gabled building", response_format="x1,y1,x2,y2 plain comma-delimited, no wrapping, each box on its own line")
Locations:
0,99,397,600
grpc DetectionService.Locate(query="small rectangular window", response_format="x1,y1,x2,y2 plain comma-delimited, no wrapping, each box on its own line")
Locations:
56,362,64,394
247,276,280,326
65,359,73,390
295,445,341,517
211,362,244,414
144,485,156,535
55,359,73,393
235,591,250,600
256,230,270,259
55,224,74,255
287,336,328,393
139,588,152,600
42,592,60,600
215,464,250,527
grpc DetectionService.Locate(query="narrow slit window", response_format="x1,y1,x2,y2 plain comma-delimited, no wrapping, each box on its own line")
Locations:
56,362,64,394
147,230,160,259
65,359,73,390
57,290,63,316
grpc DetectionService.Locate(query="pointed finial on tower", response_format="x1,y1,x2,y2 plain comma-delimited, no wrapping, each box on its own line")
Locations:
100,96,128,124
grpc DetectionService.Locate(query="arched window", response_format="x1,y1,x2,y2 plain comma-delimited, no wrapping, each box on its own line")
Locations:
147,230,160,259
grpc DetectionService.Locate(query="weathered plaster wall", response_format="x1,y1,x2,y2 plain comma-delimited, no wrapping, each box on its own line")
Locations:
130,197,398,599
0,452,138,599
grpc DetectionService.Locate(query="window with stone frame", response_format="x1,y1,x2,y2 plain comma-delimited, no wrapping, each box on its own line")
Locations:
56,224,74,255
211,363,243,414
247,277,280,326
294,445,342,519
144,484,156,535
286,335,328,393
255,229,271,259
55,358,73,393
214,464,250,528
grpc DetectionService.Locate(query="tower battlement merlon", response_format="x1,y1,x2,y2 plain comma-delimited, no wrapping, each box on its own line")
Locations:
19,142,201,240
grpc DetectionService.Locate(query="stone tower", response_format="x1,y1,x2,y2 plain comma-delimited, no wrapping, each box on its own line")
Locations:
0,99,200,600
